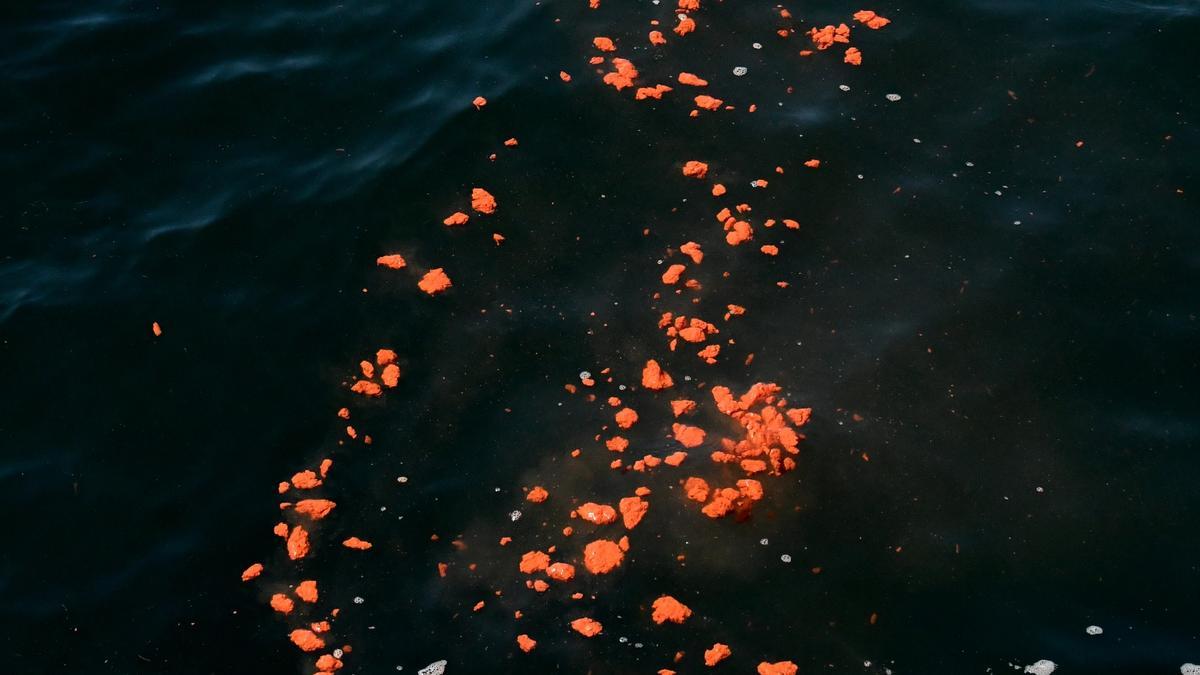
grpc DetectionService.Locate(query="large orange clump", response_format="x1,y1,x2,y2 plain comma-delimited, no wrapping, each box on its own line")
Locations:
694,95,723,110
295,580,318,603
673,15,696,36
443,211,469,226
757,662,798,675
292,470,322,489
546,562,576,581
471,187,497,214
593,36,616,52
376,254,407,269
570,617,603,637
662,263,686,284
418,268,452,295
671,399,697,416
642,359,674,389
342,536,372,550
619,496,648,529
286,525,310,560
679,241,703,263
519,550,551,573
526,486,549,503
294,499,336,520
705,643,732,665
672,423,706,447
684,477,710,502
603,58,639,90
350,380,382,397
583,539,624,574
614,407,639,428
289,629,325,652
649,30,667,45
682,160,709,179
809,24,850,50
844,47,862,66
635,84,673,100
316,654,343,671
517,634,537,652
380,363,400,387
678,72,708,86
651,595,693,624
576,502,618,525
270,593,294,614
853,10,891,29
241,563,263,581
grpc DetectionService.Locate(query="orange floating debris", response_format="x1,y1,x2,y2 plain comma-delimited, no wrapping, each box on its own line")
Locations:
582,539,624,574
376,254,407,269
287,525,310,560
711,183,726,196
761,244,779,256
674,16,696,36
678,72,708,87
642,359,674,389
662,263,687,284
294,499,336,520
804,159,821,168
705,643,732,665
606,436,629,452
519,550,550,574
672,423,706,448
852,10,891,29
757,662,799,675
351,380,382,397
289,629,325,652
570,617,604,637
504,137,518,147
844,47,862,66
517,634,537,652
151,321,162,336
682,161,709,179
619,496,648,529
680,241,703,263
241,563,263,581
526,486,549,503
316,654,344,671
270,593,294,615
559,70,572,82
443,212,469,226
418,268,452,295
376,348,396,365
809,23,850,50
472,96,487,109
381,363,400,387
471,187,497,214
296,580,319,603
342,537,372,550
671,399,697,416
593,36,616,52
651,595,693,624
615,407,639,428
694,95,723,110
649,30,667,45
546,561,576,581
663,451,687,466
576,502,618,525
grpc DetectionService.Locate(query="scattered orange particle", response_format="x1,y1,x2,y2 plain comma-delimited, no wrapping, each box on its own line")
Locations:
705,643,732,666
711,183,726,196
270,593,294,614
493,232,505,245
519,550,550,574
472,96,487,109
649,30,667,45
678,72,708,87
615,407,639,428
674,16,696,36
642,359,674,389
472,601,485,612
443,211,469,226
593,37,616,52
351,380,382,397
651,595,693,624
376,254,407,269
418,268,452,295
761,245,779,256
844,47,862,66
664,451,688,466
671,399,696,416
471,187,497,214
294,499,337,520
381,363,400,388
546,562,576,581
504,137,518,147
577,502,618,525
606,436,629,452
499,536,512,546
682,160,709,179
694,95,723,110
289,629,325,652
619,496,649,529
273,522,289,538
342,537,372,550
559,70,572,82
526,486,549,503
316,654,344,671
241,563,263,581
582,539,624,574
852,10,891,29
287,525,310,560
672,423,706,448
151,322,162,336
662,263,687,284
296,580,319,603
517,634,537,652
757,662,799,675
570,617,604,637
680,242,703,263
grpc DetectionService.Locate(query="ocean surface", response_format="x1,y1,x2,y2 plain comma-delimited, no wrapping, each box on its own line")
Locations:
1,0,1197,673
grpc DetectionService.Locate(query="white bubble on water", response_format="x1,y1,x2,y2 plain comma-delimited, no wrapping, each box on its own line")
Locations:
885,93,902,102
509,509,522,522
733,66,748,76
760,538,769,545
839,84,850,91
333,648,345,658
353,596,364,604
1024,660,1057,675
752,42,763,49
1181,665,1200,675
1086,625,1103,635
780,554,792,563
579,370,591,381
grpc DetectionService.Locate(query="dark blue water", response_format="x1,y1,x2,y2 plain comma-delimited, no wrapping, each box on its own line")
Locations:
2,1,1197,673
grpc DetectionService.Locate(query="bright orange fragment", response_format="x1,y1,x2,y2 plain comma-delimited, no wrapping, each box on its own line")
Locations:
682,160,709,179
559,71,572,82
472,96,487,109
342,537,372,550
296,580,319,603
151,322,162,336
582,539,624,574
593,37,616,52
381,363,400,387
678,72,708,86
694,95,723,110
642,359,674,389
287,525,310,560
649,30,667,45
376,254,407,269
241,563,263,581
443,211,469,226
662,263,686,284
418,268,452,295
571,617,604,637
853,10,891,29
517,634,537,652
671,399,696,416
761,244,779,256
804,159,821,168
672,423,706,448
576,502,618,524
519,550,551,573
619,496,648,529
294,499,337,520
526,486,549,503
289,629,325,652
680,241,703,263
757,662,798,675
844,47,862,66
270,593,294,614
471,187,497,214
674,16,696,36
651,595,692,624
546,562,576,581
704,643,732,666
615,407,639,428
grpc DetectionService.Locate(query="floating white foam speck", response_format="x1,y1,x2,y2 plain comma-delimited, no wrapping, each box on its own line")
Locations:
1024,660,1057,675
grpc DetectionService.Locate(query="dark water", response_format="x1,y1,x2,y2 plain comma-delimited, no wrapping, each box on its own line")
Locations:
2,0,1198,673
